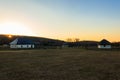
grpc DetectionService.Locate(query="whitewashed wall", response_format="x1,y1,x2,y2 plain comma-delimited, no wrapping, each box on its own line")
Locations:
98,45,111,49
10,45,35,48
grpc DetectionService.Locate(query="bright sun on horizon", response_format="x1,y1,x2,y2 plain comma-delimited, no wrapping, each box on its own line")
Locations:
0,22,36,36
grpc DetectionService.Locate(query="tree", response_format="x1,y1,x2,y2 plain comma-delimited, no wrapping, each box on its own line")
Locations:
66,38,72,42
74,38,80,42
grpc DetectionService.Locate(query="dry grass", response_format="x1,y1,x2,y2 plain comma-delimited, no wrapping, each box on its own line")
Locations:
0,48,120,80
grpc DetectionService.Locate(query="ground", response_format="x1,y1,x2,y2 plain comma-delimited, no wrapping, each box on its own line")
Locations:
0,48,120,80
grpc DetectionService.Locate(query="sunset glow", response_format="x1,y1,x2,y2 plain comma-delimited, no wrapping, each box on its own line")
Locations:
0,22,36,36
0,0,120,42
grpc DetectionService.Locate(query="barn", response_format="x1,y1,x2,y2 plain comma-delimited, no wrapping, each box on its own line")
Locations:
98,39,111,49
10,38,35,48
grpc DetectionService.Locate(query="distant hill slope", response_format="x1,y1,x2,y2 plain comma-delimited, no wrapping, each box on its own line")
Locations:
0,34,64,46
66,41,99,47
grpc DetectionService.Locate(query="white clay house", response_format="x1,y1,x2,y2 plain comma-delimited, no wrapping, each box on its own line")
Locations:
10,38,35,48
98,39,111,49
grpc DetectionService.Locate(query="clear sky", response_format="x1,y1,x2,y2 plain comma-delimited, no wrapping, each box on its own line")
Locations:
0,0,120,42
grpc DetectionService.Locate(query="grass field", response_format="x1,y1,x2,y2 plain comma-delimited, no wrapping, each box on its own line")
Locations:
0,48,120,80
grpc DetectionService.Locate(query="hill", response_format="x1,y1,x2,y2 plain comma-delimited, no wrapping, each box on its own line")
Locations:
0,34,64,47
66,41,99,48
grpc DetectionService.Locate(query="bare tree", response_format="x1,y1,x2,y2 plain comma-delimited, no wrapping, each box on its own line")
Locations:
66,38,72,42
74,38,80,42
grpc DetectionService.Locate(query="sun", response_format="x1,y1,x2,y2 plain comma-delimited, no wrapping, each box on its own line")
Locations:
8,35,12,38
0,22,36,36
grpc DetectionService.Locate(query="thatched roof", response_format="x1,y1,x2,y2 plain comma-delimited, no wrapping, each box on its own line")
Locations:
10,38,34,45
99,39,111,45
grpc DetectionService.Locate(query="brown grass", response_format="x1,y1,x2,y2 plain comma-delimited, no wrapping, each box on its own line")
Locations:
0,48,120,80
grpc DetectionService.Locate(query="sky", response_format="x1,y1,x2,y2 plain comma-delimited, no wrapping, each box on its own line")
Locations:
0,0,120,42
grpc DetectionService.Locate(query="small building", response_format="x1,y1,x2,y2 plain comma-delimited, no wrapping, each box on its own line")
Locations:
10,38,35,48
98,39,111,49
